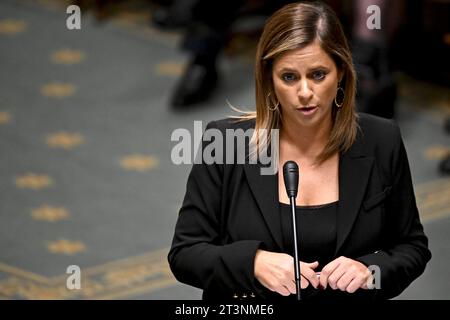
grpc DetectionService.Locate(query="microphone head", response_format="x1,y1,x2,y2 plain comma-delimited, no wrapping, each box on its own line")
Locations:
283,161,299,198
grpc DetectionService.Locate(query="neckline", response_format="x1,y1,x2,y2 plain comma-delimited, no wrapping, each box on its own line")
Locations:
279,200,339,210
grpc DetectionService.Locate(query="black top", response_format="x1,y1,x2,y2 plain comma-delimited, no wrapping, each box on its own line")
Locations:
279,201,338,270
279,201,338,300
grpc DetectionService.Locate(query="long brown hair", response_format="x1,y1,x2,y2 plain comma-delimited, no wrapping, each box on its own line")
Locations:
237,1,358,165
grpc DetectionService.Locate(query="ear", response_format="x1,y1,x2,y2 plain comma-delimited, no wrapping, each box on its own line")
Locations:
337,69,344,84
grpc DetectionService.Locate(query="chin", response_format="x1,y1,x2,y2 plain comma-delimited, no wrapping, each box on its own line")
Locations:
300,110,331,127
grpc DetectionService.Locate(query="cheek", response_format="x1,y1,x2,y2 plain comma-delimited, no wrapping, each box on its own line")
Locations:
273,81,293,104
317,81,337,105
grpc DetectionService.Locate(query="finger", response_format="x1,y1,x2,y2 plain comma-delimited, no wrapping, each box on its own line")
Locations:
361,281,368,290
304,261,319,269
300,275,310,289
292,275,309,290
361,271,374,290
284,277,297,294
285,261,297,294
336,271,355,291
319,260,340,289
327,264,347,290
288,267,309,290
276,285,291,296
300,264,320,289
346,277,363,294
300,261,319,288
288,278,301,293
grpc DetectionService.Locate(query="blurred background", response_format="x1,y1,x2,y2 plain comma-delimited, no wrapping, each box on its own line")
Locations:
0,0,448,299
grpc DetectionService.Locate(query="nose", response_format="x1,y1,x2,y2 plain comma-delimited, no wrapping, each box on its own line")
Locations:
297,79,313,102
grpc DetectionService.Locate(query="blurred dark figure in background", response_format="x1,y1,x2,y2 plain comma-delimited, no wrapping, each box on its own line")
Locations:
395,0,450,176
153,0,293,108
351,0,403,119
152,0,198,29
153,0,406,113
159,0,245,107
74,0,109,20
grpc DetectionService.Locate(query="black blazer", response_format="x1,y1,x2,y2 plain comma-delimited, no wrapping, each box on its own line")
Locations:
168,113,431,301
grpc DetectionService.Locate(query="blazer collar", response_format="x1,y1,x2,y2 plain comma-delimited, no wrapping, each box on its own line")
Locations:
243,132,374,255
244,162,284,250
335,140,374,255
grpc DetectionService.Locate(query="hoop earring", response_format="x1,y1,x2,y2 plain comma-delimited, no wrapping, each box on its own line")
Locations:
334,83,344,108
267,92,280,111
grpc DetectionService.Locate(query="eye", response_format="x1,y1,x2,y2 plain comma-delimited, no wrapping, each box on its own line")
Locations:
311,70,326,81
281,73,297,83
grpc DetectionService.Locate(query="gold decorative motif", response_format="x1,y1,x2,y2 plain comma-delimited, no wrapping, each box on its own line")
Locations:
0,277,68,300
46,132,84,149
47,239,86,255
0,19,27,35
155,62,185,77
416,178,450,222
41,83,75,98
120,154,159,172
114,12,152,26
0,111,11,124
51,49,85,64
0,248,176,299
425,146,450,160
103,264,157,287
15,174,52,190
32,205,70,222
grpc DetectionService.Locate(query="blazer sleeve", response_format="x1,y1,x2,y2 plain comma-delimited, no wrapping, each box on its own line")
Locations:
168,120,263,296
356,121,432,299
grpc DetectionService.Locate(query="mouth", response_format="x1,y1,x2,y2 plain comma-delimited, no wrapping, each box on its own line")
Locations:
297,105,318,116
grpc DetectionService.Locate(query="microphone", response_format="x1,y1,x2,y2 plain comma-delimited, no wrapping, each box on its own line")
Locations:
283,161,301,301
283,161,299,198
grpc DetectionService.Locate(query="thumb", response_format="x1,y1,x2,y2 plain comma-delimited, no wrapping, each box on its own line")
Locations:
305,261,319,268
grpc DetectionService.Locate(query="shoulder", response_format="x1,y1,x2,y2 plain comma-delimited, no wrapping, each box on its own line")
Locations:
200,118,256,162
357,112,400,138
356,112,402,152
354,113,408,183
206,117,256,132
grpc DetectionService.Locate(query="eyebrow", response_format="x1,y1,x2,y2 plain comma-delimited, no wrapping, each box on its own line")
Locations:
277,66,331,73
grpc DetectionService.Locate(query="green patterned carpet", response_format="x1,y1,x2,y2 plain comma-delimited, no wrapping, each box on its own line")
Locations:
0,0,449,299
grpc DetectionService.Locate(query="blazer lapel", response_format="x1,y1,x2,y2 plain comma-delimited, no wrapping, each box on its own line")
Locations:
244,163,284,251
335,139,374,256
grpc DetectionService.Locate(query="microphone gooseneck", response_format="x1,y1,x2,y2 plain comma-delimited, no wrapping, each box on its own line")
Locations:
282,160,301,301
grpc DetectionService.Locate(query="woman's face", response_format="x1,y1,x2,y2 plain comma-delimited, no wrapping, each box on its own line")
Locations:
272,41,342,130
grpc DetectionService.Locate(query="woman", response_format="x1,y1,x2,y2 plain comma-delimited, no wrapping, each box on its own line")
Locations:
168,2,431,301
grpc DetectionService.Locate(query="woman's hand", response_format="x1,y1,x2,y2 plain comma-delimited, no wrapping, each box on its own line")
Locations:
253,249,320,296
319,256,372,293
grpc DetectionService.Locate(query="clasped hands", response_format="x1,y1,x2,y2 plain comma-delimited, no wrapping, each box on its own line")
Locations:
254,249,373,296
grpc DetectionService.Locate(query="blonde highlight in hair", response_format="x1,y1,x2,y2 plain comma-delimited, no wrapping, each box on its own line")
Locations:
235,1,358,165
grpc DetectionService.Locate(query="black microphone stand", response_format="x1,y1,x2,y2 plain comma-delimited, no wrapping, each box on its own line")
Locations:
289,192,301,301
283,161,301,301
